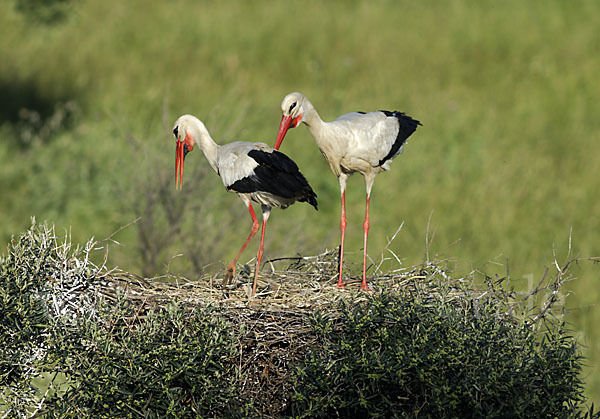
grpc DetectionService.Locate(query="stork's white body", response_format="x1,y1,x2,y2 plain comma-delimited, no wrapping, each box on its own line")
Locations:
173,114,317,296
306,110,405,176
275,93,421,290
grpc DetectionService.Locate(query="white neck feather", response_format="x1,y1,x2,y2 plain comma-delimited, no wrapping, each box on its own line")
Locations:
300,97,329,143
181,115,220,173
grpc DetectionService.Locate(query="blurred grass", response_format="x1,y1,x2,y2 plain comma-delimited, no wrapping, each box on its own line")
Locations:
0,0,599,401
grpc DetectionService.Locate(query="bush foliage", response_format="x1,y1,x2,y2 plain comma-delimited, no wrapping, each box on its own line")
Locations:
0,221,246,417
289,295,587,418
1,222,597,418
49,304,244,418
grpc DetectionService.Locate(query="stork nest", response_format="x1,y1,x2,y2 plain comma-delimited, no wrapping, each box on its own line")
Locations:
70,248,466,416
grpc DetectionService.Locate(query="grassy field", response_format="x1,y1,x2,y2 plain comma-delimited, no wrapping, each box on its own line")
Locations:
1,0,599,402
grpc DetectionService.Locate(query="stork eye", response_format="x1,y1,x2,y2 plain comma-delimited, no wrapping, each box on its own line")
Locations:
173,127,179,139
289,102,297,112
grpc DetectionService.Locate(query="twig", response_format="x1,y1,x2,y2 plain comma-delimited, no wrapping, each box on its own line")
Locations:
99,217,142,246
425,210,435,263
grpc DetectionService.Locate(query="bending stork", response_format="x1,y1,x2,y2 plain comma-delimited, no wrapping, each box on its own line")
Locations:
274,93,421,290
173,114,318,296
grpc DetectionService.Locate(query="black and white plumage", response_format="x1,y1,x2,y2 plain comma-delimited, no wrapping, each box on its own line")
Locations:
173,114,317,296
274,92,421,290
377,110,422,166
225,148,317,209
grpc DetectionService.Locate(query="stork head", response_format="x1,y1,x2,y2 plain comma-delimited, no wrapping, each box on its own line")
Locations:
275,92,306,150
172,114,198,190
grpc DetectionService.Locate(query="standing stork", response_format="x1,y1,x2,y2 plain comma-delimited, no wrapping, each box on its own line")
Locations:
274,93,421,291
173,114,318,297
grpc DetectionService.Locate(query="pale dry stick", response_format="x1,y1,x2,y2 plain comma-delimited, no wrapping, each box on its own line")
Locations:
101,216,142,246
533,268,565,325
532,256,600,325
267,259,277,275
553,244,561,273
85,233,116,279
504,268,549,320
365,254,379,279
165,253,184,282
74,217,144,282
374,222,405,274
272,283,283,300
485,255,506,268
501,258,514,317
523,268,550,301
30,370,59,419
424,210,435,263
385,248,403,270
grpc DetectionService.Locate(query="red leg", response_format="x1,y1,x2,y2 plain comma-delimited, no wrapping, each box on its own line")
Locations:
337,189,347,288
361,195,372,291
251,209,270,297
224,203,259,284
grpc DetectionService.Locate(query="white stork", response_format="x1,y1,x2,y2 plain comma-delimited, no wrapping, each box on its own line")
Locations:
173,114,318,297
274,93,421,291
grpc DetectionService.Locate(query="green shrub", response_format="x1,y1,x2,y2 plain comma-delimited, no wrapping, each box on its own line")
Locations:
287,293,593,418
47,302,244,418
0,220,62,414
0,221,248,418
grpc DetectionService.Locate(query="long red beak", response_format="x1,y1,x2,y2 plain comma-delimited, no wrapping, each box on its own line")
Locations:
275,115,292,150
175,139,184,190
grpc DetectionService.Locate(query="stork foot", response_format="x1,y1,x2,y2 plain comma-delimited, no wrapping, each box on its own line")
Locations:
335,279,346,289
360,281,372,292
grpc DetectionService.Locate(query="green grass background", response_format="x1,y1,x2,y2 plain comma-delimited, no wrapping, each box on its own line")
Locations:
1,0,599,402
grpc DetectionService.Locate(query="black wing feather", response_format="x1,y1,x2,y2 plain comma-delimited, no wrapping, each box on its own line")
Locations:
378,111,422,166
228,150,318,210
